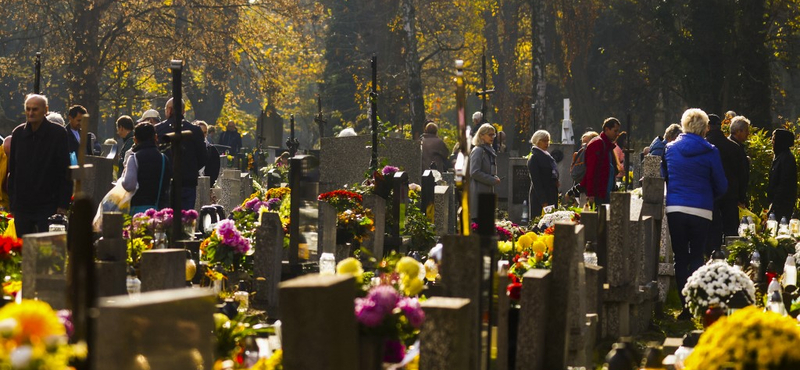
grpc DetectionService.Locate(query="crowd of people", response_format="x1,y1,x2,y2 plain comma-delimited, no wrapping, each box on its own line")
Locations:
3,93,247,237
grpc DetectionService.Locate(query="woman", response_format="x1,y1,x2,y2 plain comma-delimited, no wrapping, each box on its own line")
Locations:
469,123,501,222
662,108,727,320
613,131,627,180
528,130,559,218
767,128,797,222
121,123,172,214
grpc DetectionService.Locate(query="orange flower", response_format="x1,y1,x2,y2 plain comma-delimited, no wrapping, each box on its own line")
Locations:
0,300,65,344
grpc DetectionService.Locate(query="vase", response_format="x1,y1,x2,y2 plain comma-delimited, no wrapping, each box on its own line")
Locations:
703,305,725,328
183,220,197,239
358,335,385,370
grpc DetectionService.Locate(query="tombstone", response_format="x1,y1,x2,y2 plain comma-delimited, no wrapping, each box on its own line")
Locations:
515,269,551,370
194,176,211,211
217,169,243,213
433,185,451,236
140,249,186,292
93,289,216,370
252,212,285,317
319,135,421,193
547,143,575,195
506,158,530,223
440,234,482,370
602,192,634,339
421,170,436,222
548,222,583,369
287,156,320,276
496,152,509,205
317,201,337,255
95,212,128,297
22,231,68,309
440,172,458,234
84,156,115,206
386,171,409,252
495,268,511,370
279,274,359,370
266,168,282,189
419,297,472,370
361,194,385,258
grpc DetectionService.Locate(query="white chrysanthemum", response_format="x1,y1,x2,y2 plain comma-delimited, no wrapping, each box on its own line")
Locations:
682,261,755,317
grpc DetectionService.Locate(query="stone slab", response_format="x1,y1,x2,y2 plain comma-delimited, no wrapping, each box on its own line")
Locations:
516,269,551,370
22,231,68,310
441,234,482,370
433,185,451,237
95,261,128,298
252,213,284,317
140,249,186,292
362,194,385,258
608,192,631,286
419,297,472,370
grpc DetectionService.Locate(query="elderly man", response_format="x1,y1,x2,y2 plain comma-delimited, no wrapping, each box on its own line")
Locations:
155,98,207,210
582,117,621,205
8,94,71,236
218,120,242,155
139,109,161,125
729,116,751,208
705,114,746,257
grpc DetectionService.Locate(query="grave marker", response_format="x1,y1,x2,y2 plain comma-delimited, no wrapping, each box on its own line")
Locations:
22,231,67,309
419,297,472,370
252,212,284,317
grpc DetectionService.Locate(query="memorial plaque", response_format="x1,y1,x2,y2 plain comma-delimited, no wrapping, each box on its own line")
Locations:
511,165,530,204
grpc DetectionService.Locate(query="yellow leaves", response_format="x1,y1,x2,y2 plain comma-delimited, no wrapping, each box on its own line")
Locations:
164,0,172,6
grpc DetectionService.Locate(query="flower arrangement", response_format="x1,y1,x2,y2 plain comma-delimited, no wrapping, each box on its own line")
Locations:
354,285,425,363
404,186,436,252
212,312,274,368
230,188,291,239
727,232,795,276
0,235,22,281
129,208,174,236
684,306,800,370
201,220,252,271
0,300,82,369
318,190,363,213
181,209,198,224
497,231,555,302
535,209,579,230
320,189,374,245
682,261,756,317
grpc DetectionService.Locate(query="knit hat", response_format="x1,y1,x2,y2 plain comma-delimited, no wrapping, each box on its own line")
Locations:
708,114,722,126
139,109,161,122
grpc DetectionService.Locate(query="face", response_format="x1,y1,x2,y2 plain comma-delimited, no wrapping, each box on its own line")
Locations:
733,125,750,142
482,129,496,145
25,98,47,125
537,137,550,150
604,123,621,141
116,125,124,137
68,113,83,130
227,122,236,131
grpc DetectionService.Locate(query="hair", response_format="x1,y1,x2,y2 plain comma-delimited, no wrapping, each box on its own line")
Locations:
104,138,117,145
424,122,438,135
730,116,751,135
530,130,551,146
681,108,709,135
116,115,134,131
602,117,621,131
664,123,683,142
338,127,357,137
615,131,628,146
194,120,208,129
134,122,156,143
67,105,87,118
471,123,495,146
472,111,483,122
164,98,185,114
24,94,48,108
725,110,737,119
581,131,599,144
46,112,65,126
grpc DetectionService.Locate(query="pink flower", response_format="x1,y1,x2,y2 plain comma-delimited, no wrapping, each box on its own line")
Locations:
397,297,425,329
355,298,386,327
367,285,400,314
381,166,399,176
383,339,406,363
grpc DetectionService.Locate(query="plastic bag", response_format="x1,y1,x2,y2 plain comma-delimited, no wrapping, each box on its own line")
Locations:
92,182,135,231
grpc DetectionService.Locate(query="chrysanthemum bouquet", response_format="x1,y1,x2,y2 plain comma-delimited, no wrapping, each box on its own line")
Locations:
319,189,374,244
0,300,83,369
535,209,579,230
354,285,425,364
201,220,252,271
682,261,756,317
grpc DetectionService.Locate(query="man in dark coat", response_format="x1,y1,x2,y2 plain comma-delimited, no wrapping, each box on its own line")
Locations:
115,115,135,178
218,120,243,155
155,98,208,210
729,116,751,207
705,114,746,256
66,105,101,157
8,94,71,236
420,121,450,172
767,129,797,222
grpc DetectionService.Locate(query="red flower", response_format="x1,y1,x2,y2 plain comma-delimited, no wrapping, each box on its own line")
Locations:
544,226,555,235
507,282,522,301
508,273,519,284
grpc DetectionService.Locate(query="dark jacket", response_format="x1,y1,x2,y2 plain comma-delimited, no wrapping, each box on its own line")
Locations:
469,144,497,220
528,146,559,218
706,128,745,204
155,118,208,188
8,119,72,213
649,136,666,157
130,141,172,209
581,132,616,199
420,133,450,171
117,131,134,178
662,133,727,212
767,129,797,221
218,129,243,155
730,135,750,205
66,127,101,157
204,141,221,186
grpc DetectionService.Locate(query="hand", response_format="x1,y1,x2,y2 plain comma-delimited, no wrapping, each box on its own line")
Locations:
494,176,501,185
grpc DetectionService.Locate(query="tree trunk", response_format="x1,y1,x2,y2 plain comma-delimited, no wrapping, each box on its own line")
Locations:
402,0,426,139
69,0,102,135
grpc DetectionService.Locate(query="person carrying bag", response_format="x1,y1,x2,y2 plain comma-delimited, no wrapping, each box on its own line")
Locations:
120,122,172,215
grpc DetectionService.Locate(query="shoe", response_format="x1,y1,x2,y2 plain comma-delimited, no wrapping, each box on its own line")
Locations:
677,309,692,321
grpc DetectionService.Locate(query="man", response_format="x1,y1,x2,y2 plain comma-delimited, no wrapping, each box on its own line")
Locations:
139,109,161,125
8,94,71,236
471,111,483,134
729,116,751,208
705,114,745,256
218,120,242,155
581,117,621,205
420,121,450,171
194,120,221,186
155,98,207,210
66,105,101,156
115,115,135,178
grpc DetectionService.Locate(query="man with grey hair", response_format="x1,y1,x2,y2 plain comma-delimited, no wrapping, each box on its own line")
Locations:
729,116,751,207
8,94,71,236
706,114,745,256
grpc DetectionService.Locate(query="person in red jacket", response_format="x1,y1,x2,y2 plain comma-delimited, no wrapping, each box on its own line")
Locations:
581,117,621,205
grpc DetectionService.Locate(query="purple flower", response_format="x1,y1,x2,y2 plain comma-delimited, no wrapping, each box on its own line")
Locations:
398,297,425,329
57,310,74,338
355,298,386,327
383,339,406,363
232,206,243,213
144,209,157,217
245,198,261,211
367,285,400,314
266,198,281,211
381,166,399,177
181,209,198,222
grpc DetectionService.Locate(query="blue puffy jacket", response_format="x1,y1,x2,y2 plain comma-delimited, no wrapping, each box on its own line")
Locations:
662,133,728,211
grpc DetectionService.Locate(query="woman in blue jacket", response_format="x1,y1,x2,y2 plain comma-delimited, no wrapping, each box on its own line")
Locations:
662,108,727,320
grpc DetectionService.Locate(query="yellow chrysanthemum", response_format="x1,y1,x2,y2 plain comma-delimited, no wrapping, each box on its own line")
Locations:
531,240,546,254
497,241,512,254
0,300,65,344
336,257,364,283
516,235,533,251
541,235,554,252
402,276,424,296
524,232,538,241
396,257,421,278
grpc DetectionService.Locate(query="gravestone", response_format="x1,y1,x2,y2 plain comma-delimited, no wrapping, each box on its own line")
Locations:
440,234,482,370
317,201,337,255
421,170,436,222
386,171,409,252
93,288,216,370
495,268,511,370
433,185,451,236
279,274,358,370
419,297,472,370
288,155,320,273
252,212,285,317
95,212,128,297
140,249,186,292
362,194,385,258
84,155,115,206
547,222,583,369
506,158,530,223
439,172,457,234
22,231,68,309
319,135,421,193
194,176,211,211
603,192,633,339
496,152,509,204
217,169,243,214
515,269,550,370
548,143,575,195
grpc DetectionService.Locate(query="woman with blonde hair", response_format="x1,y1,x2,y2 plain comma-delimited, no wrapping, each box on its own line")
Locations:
528,130,559,218
469,123,501,222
